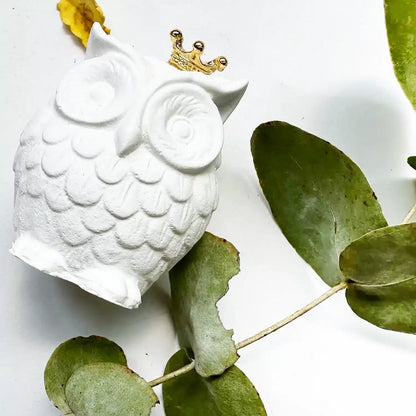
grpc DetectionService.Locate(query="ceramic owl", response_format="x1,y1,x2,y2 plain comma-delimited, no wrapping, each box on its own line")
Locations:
11,23,247,308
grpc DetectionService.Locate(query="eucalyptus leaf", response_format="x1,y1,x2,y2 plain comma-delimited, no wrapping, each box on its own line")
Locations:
44,336,127,414
170,232,239,377
343,223,416,333
251,121,387,286
408,156,416,170
385,0,416,110
346,277,416,334
163,350,267,416
340,224,416,285
65,362,158,416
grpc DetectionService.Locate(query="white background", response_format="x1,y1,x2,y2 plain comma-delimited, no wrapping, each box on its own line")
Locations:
1,1,416,415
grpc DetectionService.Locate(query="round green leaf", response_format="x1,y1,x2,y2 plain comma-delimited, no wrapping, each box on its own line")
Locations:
251,121,387,287
170,232,239,377
163,350,267,416
44,336,127,413
344,224,416,333
408,156,416,170
66,362,158,416
385,0,416,110
346,277,416,334
340,224,416,285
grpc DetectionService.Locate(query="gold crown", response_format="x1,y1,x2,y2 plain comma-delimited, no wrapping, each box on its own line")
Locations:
169,30,227,75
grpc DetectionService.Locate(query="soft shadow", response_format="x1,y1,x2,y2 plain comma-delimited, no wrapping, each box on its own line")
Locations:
342,317,416,355
243,81,415,221
311,81,409,173
249,174,273,215
17,264,172,342
311,81,415,222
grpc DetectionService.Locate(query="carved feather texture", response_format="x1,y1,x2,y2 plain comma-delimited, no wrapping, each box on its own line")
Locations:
13,103,218,308
9,26,242,308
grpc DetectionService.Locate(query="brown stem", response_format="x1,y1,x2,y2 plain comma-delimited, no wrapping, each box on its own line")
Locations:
236,280,347,349
149,201,415,388
148,361,195,388
148,281,348,387
401,202,416,224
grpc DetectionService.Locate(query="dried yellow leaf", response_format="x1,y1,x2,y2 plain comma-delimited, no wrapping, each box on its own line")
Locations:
57,0,110,47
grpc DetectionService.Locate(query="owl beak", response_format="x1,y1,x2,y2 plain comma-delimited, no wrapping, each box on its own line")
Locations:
116,113,142,156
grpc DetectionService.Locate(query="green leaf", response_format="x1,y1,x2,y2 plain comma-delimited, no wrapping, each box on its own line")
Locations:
163,350,267,416
343,223,416,333
65,362,158,416
170,232,240,377
346,278,416,334
408,156,416,170
44,336,127,414
340,224,416,286
251,121,387,287
385,0,416,110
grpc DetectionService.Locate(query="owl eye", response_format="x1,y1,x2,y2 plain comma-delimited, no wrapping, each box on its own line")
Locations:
56,55,137,124
142,83,223,172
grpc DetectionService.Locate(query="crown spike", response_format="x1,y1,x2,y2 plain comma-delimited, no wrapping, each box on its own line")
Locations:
169,30,227,75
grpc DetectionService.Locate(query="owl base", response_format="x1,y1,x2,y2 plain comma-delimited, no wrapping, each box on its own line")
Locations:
10,234,142,309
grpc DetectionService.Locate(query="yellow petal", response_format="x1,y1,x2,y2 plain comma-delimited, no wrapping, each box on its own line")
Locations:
57,0,110,48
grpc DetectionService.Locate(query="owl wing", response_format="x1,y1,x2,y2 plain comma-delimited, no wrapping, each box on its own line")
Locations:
13,108,75,237
14,110,218,294
104,144,218,291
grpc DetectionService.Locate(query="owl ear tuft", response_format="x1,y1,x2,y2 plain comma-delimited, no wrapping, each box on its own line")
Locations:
191,75,248,122
86,23,135,59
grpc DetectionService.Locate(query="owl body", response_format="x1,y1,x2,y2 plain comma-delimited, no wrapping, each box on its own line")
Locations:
11,24,247,308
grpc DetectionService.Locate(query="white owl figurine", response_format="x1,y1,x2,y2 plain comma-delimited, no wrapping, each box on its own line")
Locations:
11,23,247,308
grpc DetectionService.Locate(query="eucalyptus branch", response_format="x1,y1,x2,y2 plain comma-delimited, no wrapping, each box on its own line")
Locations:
235,280,348,349
149,280,348,387
149,201,416,388
401,202,416,224
149,361,196,388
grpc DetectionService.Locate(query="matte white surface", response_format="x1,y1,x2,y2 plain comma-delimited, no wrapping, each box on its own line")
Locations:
12,23,246,309
1,1,415,415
